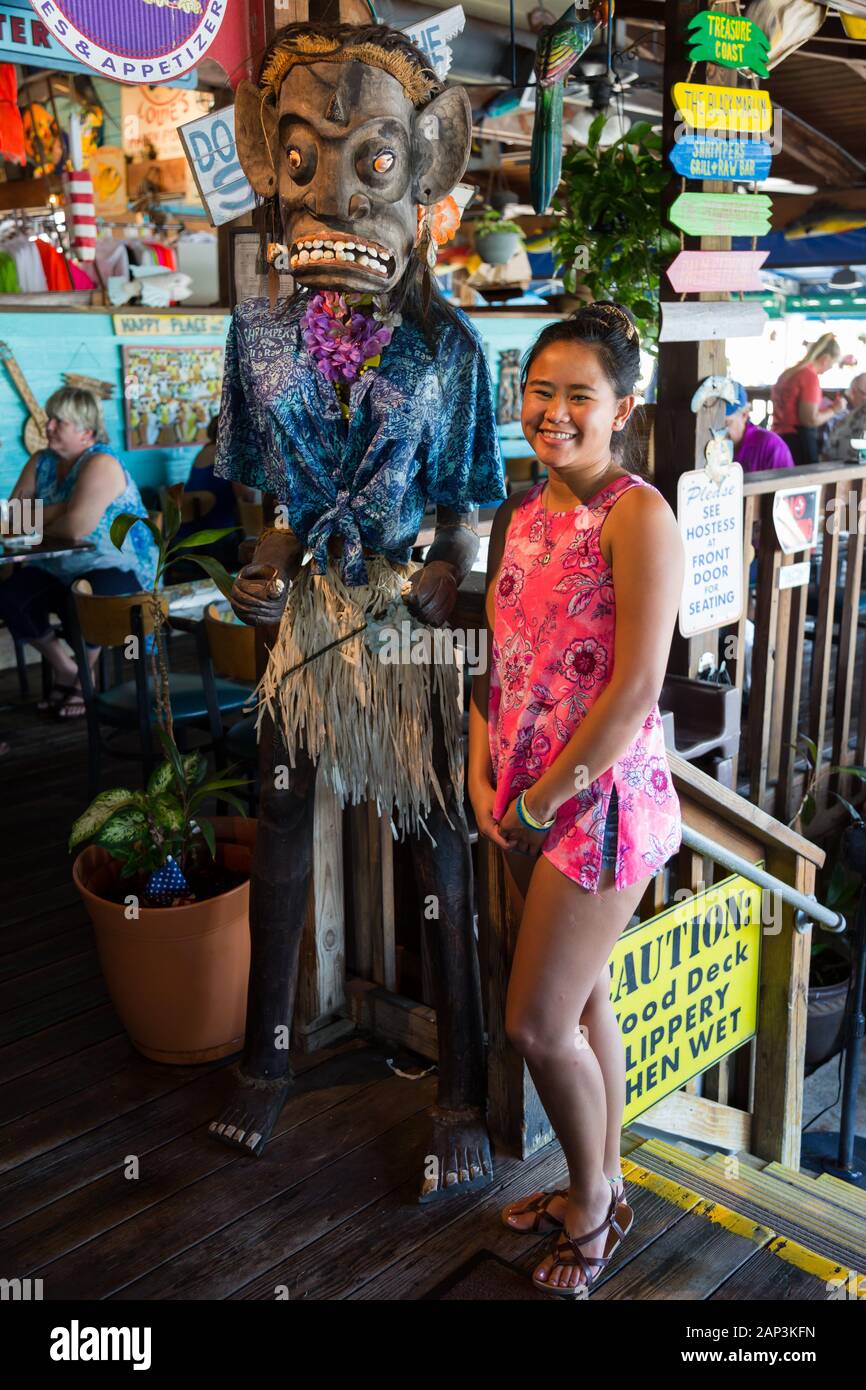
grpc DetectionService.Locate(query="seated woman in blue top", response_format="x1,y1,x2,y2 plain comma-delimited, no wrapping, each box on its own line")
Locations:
0,386,158,718
174,413,259,571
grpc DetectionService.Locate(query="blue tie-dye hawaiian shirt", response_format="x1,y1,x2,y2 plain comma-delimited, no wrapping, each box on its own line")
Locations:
213,295,506,585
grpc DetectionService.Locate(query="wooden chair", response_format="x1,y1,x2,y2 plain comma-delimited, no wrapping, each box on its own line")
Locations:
237,498,263,537
201,601,258,807
70,582,251,797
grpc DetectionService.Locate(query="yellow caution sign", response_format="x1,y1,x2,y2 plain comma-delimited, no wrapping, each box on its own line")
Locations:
609,869,763,1125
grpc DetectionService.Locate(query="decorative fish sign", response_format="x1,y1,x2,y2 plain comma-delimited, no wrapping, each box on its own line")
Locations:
530,0,607,213
785,202,866,240
691,375,741,412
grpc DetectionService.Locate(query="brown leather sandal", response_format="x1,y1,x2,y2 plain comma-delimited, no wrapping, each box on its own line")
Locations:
503,1177,632,1235
501,1188,569,1233
532,1187,633,1297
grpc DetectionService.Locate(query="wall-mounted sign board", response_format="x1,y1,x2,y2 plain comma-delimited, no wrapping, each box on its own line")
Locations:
668,134,772,182
669,191,772,236
773,486,821,554
659,301,768,342
179,106,255,228
687,11,770,78
667,250,769,293
677,461,744,634
672,82,773,134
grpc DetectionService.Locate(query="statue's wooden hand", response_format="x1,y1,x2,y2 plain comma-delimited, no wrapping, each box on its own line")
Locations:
405,560,459,627
230,563,292,626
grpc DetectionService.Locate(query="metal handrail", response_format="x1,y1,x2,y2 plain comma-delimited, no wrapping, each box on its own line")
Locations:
680,824,846,934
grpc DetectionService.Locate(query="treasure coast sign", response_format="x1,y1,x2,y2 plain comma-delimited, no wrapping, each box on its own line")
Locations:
609,870,762,1123
687,10,770,78
27,0,227,83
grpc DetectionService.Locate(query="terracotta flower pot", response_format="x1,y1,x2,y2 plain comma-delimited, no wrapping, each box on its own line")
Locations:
73,816,255,1065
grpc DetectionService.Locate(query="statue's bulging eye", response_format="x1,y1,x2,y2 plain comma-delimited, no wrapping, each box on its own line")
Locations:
373,151,395,174
287,147,302,171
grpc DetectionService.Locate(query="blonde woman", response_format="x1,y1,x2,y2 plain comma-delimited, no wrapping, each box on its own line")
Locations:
0,387,157,717
771,333,849,465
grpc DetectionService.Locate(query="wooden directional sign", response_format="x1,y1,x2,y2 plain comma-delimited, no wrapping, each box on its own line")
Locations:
667,250,769,293
669,191,772,236
672,82,772,134
659,301,768,343
669,134,772,182
687,11,770,79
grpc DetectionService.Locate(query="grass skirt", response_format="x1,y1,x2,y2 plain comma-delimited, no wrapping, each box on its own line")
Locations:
252,554,464,841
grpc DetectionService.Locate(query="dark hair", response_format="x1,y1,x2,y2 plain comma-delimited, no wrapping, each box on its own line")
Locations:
520,302,647,470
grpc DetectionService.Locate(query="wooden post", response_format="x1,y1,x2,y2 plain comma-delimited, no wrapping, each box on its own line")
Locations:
655,0,737,678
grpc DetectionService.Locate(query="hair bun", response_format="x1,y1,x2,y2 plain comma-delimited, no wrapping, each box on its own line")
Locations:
574,301,639,345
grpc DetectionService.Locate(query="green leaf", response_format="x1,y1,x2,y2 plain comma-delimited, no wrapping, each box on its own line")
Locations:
96,807,150,854
162,485,183,542
110,512,162,554
801,793,816,824
193,818,216,859
182,751,208,787
69,788,142,850
170,527,240,551
156,728,186,792
151,794,186,835
181,553,236,601
832,792,863,823
147,760,175,797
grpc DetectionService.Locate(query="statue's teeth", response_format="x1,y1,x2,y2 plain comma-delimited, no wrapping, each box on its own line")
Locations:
313,239,323,248
310,248,323,260
343,252,355,261
299,249,310,263
345,242,356,250
335,242,346,252
323,240,334,249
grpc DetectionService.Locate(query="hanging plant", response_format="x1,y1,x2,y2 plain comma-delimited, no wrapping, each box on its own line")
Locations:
550,114,679,347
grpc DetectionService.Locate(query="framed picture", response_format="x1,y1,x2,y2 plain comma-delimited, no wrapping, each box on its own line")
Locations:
122,345,223,450
229,226,294,309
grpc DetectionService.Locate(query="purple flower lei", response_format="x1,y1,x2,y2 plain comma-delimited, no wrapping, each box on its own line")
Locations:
301,290,395,385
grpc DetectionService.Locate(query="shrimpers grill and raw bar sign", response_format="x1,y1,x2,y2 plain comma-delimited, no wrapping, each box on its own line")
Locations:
668,134,772,182
687,10,770,78
26,0,227,82
609,871,762,1124
673,82,772,134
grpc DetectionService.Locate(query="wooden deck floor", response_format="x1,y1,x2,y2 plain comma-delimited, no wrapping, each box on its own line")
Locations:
0,664,863,1301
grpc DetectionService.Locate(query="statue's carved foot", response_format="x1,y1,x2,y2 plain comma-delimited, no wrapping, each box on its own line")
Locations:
207,1066,292,1158
418,1104,494,1203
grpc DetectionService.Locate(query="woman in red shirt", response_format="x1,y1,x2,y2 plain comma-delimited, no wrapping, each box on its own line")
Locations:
771,333,843,465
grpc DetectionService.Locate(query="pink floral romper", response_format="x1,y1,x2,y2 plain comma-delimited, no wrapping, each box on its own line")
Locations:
488,473,682,893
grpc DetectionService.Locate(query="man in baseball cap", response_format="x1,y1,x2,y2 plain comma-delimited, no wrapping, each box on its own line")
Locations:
726,381,794,472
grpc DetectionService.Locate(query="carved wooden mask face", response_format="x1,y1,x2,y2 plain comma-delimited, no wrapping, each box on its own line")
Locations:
235,56,471,295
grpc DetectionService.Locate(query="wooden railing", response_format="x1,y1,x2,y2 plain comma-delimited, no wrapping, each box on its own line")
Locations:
731,461,866,825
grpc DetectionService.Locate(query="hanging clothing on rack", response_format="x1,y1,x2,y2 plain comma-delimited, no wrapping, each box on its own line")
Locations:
0,64,25,166
0,250,20,293
68,261,98,291
35,237,73,292
95,234,130,284
0,232,48,292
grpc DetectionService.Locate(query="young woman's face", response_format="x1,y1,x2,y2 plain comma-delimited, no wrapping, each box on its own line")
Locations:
521,340,634,473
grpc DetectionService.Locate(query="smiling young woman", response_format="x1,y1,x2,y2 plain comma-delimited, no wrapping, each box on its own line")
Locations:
468,302,685,1296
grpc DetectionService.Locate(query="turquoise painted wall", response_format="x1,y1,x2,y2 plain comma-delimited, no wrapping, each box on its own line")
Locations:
0,307,554,497
0,310,231,497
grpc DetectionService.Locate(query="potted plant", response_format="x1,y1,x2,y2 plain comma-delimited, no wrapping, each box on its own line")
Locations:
474,205,526,266
549,114,678,346
69,487,254,1063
